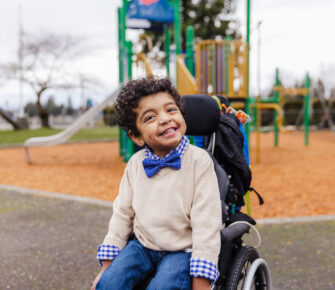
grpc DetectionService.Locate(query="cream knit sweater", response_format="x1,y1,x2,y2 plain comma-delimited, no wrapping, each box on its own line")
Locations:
103,144,222,265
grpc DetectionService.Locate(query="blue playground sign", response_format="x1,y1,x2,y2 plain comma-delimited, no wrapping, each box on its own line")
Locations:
127,0,174,23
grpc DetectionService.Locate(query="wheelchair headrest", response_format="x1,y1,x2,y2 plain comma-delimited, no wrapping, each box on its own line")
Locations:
182,94,221,136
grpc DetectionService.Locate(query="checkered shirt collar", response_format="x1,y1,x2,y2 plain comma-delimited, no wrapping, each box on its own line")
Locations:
144,136,190,160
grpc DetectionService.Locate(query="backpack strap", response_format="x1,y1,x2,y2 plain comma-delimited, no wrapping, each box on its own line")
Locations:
248,187,264,205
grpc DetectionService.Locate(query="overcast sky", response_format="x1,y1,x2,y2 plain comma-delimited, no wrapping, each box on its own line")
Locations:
1,0,335,110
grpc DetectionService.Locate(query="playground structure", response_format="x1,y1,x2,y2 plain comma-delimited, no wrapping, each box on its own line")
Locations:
22,0,316,165
117,0,308,166
117,0,258,162
252,68,310,163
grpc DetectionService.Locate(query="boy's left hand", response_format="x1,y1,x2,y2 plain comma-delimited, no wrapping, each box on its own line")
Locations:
192,277,211,290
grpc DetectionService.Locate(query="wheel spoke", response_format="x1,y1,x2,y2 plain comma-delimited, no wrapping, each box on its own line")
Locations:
225,247,269,290
237,260,252,289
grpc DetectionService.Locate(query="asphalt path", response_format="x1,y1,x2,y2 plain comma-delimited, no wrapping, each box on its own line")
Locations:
1,189,334,289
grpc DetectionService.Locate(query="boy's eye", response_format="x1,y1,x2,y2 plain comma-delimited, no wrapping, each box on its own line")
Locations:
144,115,154,122
167,107,177,112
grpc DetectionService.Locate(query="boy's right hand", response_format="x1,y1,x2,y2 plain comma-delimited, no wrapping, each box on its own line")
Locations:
91,260,112,290
91,271,103,290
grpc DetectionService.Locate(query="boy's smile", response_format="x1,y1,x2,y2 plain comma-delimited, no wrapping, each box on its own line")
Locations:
130,92,186,157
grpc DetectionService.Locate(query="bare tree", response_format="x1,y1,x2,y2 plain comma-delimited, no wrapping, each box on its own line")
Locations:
0,108,22,130
0,31,89,127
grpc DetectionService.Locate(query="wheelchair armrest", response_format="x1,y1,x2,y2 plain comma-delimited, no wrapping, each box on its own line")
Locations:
220,223,250,244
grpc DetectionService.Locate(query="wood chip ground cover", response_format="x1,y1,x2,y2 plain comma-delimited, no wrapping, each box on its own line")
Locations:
0,131,334,219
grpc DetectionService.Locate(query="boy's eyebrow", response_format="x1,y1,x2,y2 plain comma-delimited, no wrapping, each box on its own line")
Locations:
139,102,177,120
140,109,153,118
165,101,176,107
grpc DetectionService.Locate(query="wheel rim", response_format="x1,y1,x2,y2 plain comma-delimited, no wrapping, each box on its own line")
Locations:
237,261,268,290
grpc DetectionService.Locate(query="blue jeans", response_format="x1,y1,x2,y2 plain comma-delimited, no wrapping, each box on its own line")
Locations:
96,239,192,290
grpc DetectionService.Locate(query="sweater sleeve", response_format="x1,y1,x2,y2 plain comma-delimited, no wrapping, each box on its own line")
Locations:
101,160,135,251
190,154,222,279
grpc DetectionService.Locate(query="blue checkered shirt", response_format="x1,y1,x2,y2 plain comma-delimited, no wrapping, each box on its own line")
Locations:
97,136,219,282
144,135,189,160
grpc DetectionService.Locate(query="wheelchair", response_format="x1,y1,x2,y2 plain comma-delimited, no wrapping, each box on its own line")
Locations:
183,94,272,290
135,94,272,290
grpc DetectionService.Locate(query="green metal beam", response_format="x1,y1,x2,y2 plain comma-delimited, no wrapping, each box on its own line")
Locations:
186,25,194,76
304,73,310,146
274,68,279,147
245,0,251,217
164,24,171,77
173,0,181,55
245,0,251,149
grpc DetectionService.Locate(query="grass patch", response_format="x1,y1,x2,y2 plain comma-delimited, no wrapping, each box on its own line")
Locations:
70,127,119,142
0,126,119,145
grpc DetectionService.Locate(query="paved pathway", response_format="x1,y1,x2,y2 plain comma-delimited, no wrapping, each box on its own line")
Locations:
1,189,334,289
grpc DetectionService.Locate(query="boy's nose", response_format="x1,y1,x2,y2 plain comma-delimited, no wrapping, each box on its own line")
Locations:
159,113,171,124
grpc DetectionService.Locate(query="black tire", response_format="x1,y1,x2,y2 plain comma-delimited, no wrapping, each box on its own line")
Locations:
224,246,267,290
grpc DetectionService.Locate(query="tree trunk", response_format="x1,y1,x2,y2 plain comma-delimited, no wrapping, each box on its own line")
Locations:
39,107,50,128
36,90,50,128
0,108,23,130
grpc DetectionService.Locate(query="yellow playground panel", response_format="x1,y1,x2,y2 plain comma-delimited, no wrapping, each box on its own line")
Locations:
196,39,248,98
177,39,248,99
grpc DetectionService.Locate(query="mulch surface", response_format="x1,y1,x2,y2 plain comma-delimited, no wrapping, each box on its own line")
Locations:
1,131,334,219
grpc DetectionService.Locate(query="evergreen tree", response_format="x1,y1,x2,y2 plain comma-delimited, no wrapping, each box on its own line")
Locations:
144,0,238,52
181,0,238,46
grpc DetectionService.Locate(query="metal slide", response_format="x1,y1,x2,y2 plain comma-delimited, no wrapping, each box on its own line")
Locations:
24,86,121,163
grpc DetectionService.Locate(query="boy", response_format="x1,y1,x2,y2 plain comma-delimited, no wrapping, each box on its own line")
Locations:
92,76,222,290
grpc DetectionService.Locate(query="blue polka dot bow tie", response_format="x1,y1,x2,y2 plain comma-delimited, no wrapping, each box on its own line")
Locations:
142,150,181,178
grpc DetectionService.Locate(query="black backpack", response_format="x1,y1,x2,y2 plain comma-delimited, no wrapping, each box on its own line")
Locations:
209,112,251,207
183,94,263,208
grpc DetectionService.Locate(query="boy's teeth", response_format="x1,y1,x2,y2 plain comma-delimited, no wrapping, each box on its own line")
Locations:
163,128,174,135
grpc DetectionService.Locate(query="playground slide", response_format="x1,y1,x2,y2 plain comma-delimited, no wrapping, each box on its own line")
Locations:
24,86,121,162
176,55,197,95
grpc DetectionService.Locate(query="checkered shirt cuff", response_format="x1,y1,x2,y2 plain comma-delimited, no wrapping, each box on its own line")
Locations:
96,245,120,265
190,258,220,282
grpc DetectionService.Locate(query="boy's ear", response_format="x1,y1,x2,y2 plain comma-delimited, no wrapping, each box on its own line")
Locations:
128,131,145,147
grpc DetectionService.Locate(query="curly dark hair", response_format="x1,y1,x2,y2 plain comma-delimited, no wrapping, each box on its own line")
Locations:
115,76,184,137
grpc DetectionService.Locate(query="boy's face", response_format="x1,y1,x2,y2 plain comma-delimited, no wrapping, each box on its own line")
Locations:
129,92,186,157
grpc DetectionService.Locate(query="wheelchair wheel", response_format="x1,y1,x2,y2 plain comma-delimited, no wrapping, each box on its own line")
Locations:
224,246,267,290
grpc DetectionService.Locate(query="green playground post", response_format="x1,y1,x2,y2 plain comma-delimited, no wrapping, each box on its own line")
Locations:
164,24,171,77
173,0,181,55
245,0,251,146
126,40,135,160
304,73,310,146
186,25,194,76
245,0,251,217
274,68,280,147
118,8,124,85
168,0,181,86
119,0,135,162
118,7,125,157
121,1,128,50
126,41,133,80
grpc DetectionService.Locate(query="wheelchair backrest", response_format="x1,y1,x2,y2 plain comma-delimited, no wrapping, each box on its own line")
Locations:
182,94,229,221
182,94,221,137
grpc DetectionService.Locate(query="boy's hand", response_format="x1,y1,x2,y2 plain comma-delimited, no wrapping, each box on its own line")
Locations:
192,277,211,290
91,260,112,290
